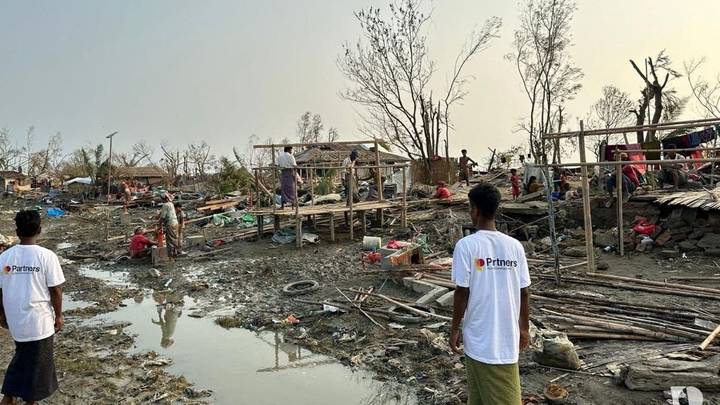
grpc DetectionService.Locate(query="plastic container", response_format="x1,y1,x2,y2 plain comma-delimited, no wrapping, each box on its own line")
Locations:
362,236,382,251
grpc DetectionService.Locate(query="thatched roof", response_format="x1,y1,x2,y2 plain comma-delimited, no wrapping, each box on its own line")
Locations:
294,144,409,165
115,166,168,179
0,171,27,180
656,188,720,210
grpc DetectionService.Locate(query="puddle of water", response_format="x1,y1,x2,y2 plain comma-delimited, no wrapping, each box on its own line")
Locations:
78,266,132,287
96,296,416,405
63,296,93,311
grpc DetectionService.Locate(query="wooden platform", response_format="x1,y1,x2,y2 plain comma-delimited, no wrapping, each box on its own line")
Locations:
249,200,406,247
248,200,400,217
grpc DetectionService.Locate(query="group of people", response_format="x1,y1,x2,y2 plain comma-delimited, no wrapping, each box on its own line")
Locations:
276,147,385,207
128,193,186,260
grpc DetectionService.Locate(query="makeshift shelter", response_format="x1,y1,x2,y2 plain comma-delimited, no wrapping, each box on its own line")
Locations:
115,166,168,186
0,171,29,193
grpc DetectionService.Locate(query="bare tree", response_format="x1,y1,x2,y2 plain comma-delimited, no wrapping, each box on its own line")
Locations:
0,128,18,170
160,142,182,181
186,141,215,178
338,0,501,168
508,0,583,164
296,112,324,144
586,85,634,159
29,132,63,176
685,58,720,118
629,50,684,142
233,134,274,169
327,127,340,143
117,141,155,167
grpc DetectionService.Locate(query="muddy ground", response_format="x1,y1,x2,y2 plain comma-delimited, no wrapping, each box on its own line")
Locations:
0,198,719,404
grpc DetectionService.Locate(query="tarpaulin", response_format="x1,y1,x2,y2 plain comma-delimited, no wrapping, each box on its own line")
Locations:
604,143,646,174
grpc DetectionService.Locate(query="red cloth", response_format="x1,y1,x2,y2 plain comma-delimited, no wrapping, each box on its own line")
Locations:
435,187,452,199
623,165,640,187
130,234,154,257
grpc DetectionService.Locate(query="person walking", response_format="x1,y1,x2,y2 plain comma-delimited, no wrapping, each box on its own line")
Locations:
0,210,65,405
450,182,531,405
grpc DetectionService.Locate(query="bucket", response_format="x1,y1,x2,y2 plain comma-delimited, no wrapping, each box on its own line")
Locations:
362,236,382,251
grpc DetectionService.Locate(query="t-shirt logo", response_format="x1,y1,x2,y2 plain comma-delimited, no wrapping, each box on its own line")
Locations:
2,265,41,274
475,258,485,272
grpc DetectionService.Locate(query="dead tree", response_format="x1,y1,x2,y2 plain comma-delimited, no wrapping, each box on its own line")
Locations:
629,51,682,142
338,0,501,174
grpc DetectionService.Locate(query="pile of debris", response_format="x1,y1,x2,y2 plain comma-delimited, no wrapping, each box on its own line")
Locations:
627,207,720,257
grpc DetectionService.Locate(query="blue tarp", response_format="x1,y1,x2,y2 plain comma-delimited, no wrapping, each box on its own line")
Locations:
47,207,66,218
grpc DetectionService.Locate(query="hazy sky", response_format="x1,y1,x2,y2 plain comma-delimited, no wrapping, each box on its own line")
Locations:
2,0,720,164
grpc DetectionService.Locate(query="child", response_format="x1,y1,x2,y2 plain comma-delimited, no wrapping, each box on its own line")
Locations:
0,210,65,404
510,168,521,200
434,181,452,199
129,226,158,258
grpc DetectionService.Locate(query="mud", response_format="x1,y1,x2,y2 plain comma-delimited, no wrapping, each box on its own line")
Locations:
0,201,719,404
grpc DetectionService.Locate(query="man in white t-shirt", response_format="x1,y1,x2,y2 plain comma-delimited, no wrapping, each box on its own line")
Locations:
450,182,531,405
0,210,65,404
276,146,298,209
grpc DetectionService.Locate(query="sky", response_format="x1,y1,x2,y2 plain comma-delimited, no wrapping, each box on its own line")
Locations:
2,0,720,165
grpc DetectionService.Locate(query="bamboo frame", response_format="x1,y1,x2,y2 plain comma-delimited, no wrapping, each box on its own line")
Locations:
249,161,409,247
542,118,720,267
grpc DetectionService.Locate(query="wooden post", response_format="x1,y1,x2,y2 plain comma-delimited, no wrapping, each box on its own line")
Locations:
349,166,354,240
361,210,367,235
271,146,278,215
257,215,264,238
329,213,335,242
616,152,624,257
274,215,280,232
294,170,299,217
543,163,561,286
401,165,408,227
578,121,595,272
254,168,260,209
309,168,315,206
374,140,384,227
295,217,303,248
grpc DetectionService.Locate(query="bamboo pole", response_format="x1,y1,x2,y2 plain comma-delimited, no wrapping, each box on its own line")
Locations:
578,121,595,272
699,324,720,350
585,272,720,295
346,289,452,321
401,166,408,228
271,147,278,216
615,154,624,256
253,139,380,149
544,117,720,139
335,288,386,330
309,168,315,206
374,139,384,227
348,166,354,241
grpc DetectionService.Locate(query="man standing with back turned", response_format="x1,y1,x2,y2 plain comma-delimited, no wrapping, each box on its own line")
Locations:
0,210,65,404
450,182,531,405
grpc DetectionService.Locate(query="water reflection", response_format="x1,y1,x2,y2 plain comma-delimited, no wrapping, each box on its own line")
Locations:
95,295,417,405
151,293,184,348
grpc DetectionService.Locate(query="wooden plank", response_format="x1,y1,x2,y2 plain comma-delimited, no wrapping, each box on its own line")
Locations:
579,121,595,272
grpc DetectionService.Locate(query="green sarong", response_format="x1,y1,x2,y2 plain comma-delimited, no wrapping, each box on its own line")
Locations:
465,356,521,405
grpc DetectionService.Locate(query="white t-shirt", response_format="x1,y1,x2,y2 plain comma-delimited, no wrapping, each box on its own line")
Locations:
0,244,65,342
452,230,531,364
276,152,297,169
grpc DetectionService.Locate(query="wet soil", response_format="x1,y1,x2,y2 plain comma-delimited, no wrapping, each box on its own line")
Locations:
0,200,719,404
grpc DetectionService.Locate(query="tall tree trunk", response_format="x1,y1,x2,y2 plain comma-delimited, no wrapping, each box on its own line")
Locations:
648,87,663,141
